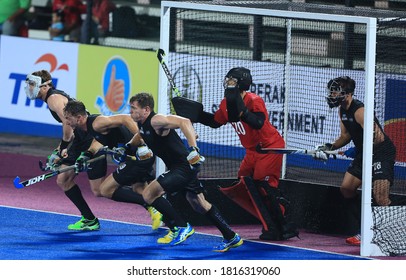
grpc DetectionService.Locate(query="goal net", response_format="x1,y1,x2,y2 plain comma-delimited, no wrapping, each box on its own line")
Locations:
158,0,406,256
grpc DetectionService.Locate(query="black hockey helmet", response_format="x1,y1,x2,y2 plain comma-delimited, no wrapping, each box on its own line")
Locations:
326,76,355,108
223,67,252,91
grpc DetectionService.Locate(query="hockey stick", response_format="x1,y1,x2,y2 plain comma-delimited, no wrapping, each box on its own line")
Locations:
38,147,138,170
38,159,49,171
98,146,138,161
39,158,60,171
156,48,203,122
255,144,344,156
13,155,105,189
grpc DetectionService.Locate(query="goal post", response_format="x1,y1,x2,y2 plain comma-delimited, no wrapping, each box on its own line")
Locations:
158,0,405,257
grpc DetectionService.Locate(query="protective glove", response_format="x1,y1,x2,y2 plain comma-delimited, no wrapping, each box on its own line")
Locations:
225,87,247,122
111,143,132,164
187,146,205,168
75,151,93,174
344,147,356,158
313,150,328,161
312,143,333,161
136,144,153,160
45,149,61,171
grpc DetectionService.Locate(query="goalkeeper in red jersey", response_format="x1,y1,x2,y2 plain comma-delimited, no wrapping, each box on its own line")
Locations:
198,67,298,240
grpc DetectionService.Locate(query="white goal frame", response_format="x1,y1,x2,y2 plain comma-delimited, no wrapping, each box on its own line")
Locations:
159,0,379,256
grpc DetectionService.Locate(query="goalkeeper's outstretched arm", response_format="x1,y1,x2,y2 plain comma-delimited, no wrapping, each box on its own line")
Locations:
198,111,222,128
199,110,264,129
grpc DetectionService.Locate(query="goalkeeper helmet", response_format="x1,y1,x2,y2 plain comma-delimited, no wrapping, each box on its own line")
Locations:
326,76,355,108
223,67,252,91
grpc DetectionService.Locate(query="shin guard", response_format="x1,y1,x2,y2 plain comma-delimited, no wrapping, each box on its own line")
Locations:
255,180,299,240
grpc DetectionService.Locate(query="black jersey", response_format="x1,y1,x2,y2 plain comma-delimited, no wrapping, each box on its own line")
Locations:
340,99,364,149
44,88,72,123
138,111,189,169
86,114,133,148
340,99,391,152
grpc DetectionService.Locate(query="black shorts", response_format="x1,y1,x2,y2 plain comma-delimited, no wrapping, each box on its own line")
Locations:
113,157,155,186
347,138,396,185
59,129,107,180
157,164,205,194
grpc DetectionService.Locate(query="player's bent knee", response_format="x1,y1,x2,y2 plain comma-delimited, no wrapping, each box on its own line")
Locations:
91,189,103,197
56,177,73,191
100,186,114,198
142,187,163,205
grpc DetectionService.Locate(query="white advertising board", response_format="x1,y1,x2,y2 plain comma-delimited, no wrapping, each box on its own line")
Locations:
171,53,368,151
0,36,79,126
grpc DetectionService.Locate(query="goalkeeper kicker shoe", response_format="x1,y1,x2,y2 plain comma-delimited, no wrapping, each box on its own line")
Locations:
170,223,195,245
68,216,100,231
213,234,243,252
147,206,163,230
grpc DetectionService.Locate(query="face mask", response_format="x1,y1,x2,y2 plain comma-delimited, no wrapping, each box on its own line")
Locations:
24,75,43,100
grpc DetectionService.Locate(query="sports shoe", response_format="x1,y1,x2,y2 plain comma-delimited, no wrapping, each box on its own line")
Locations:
213,233,243,252
170,223,195,245
346,234,361,245
157,229,176,244
147,206,163,230
68,216,100,231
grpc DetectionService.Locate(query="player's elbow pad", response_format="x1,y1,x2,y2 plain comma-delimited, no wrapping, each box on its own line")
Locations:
241,111,265,129
199,111,222,128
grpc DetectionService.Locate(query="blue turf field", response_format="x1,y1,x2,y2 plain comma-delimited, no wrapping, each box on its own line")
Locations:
0,206,368,260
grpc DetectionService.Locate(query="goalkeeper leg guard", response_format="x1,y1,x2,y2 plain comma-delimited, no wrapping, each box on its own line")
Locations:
219,178,261,219
255,181,299,241
220,177,283,240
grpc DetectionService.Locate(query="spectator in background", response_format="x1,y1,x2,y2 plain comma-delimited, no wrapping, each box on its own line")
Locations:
52,0,86,42
49,9,64,41
0,0,30,36
81,0,116,44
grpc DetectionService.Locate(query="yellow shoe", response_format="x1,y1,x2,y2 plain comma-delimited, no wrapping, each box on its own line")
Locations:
157,229,176,244
147,206,163,230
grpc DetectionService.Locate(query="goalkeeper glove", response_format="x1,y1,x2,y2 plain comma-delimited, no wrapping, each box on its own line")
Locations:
225,87,247,122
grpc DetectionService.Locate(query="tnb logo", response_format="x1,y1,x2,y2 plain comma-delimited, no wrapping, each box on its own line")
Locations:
9,73,58,108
